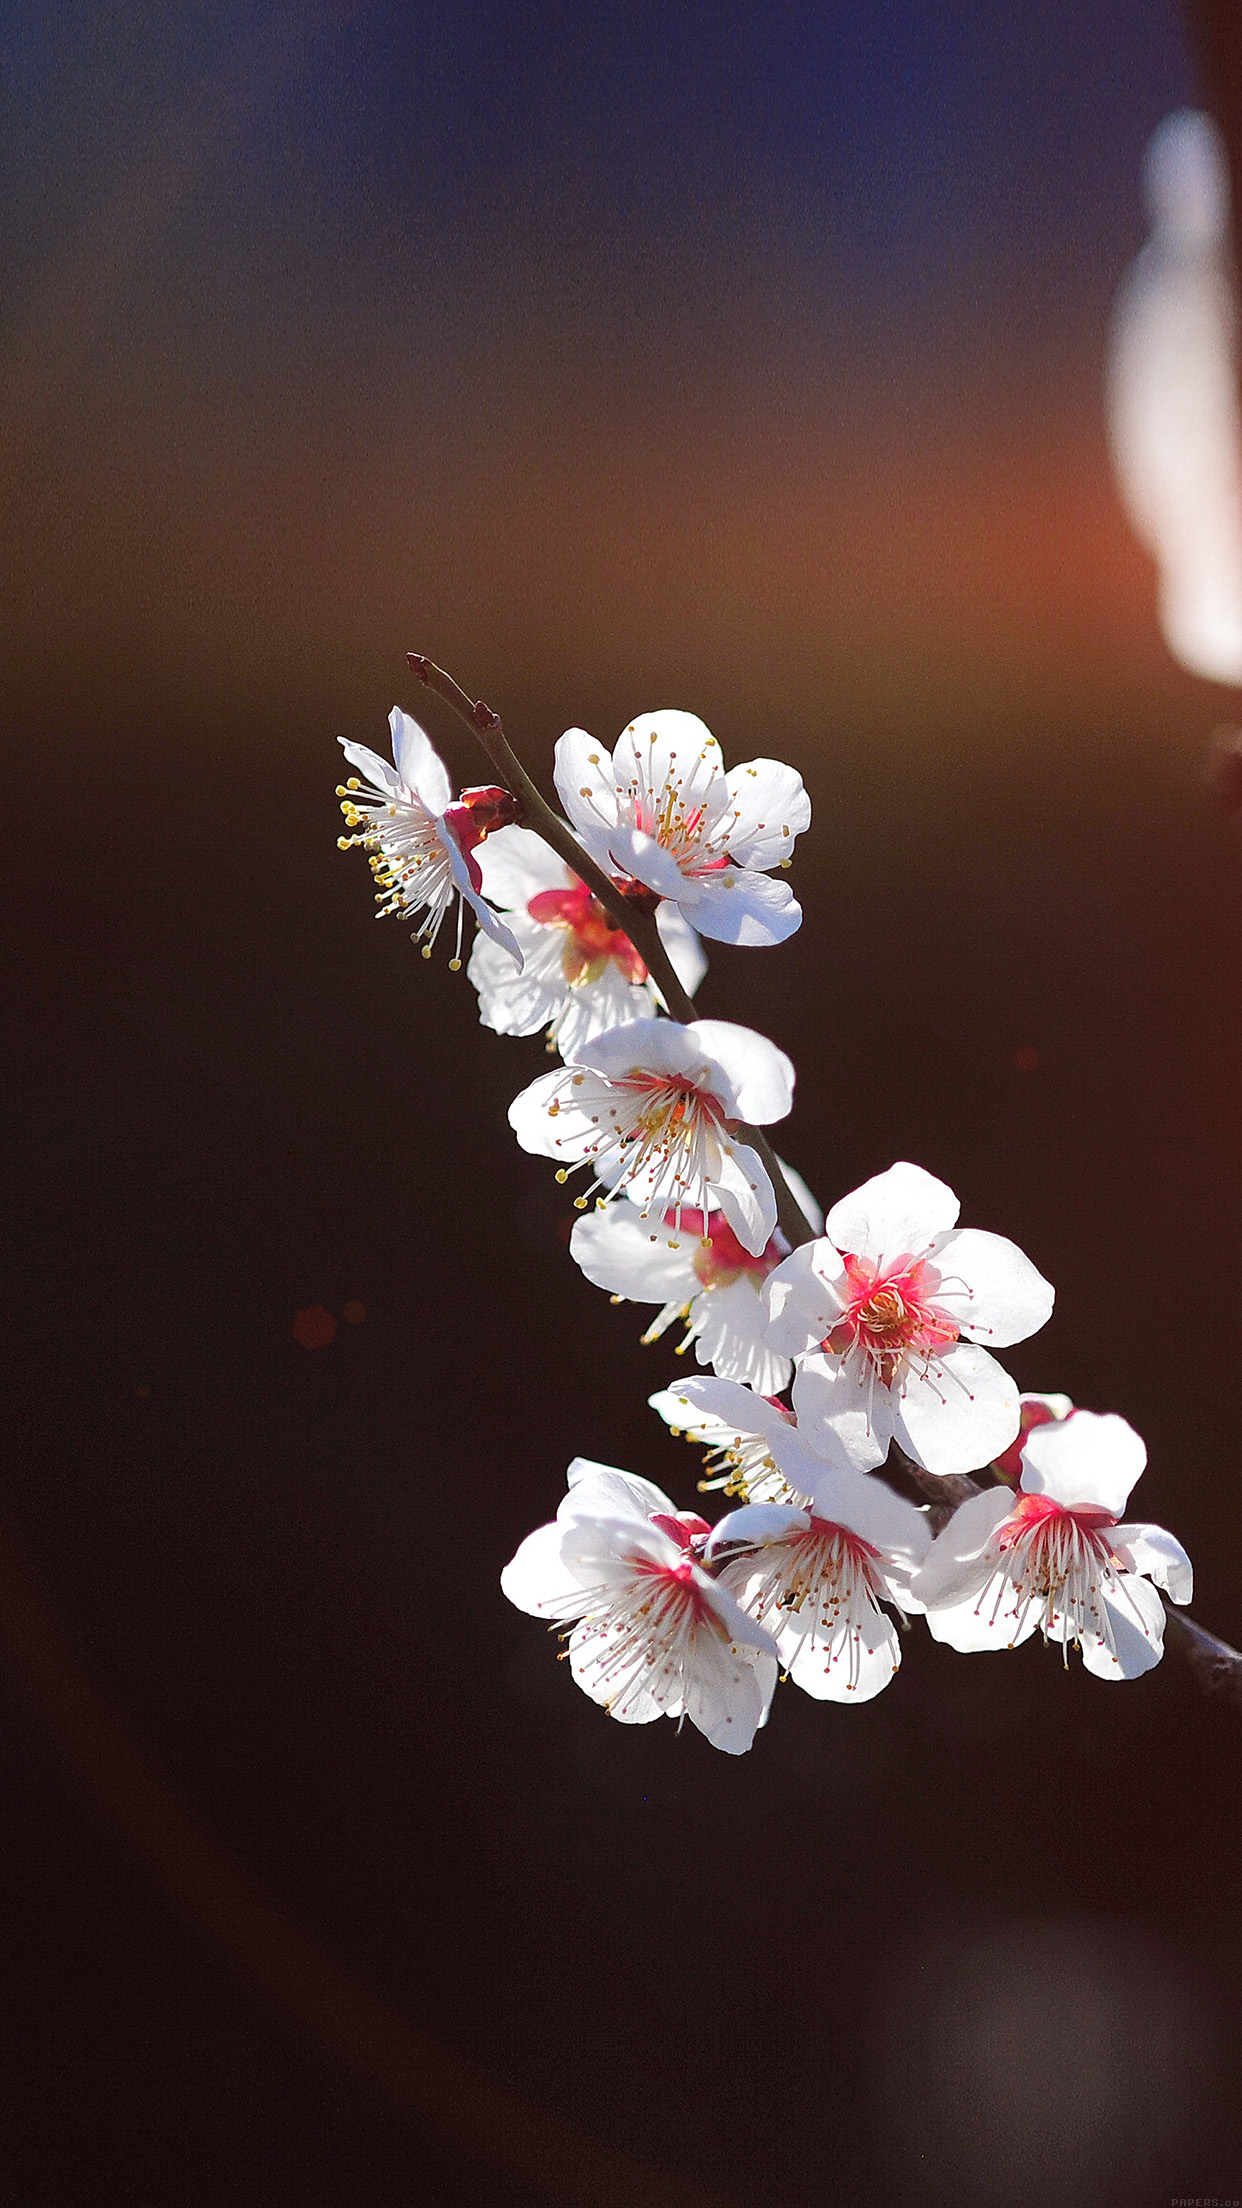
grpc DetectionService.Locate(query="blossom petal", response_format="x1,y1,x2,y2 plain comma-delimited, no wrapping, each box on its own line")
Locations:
440,824,523,959
606,827,688,901
682,1607,779,1752
722,758,812,869
562,1457,675,1522
552,727,620,856
475,823,569,907
703,1503,810,1559
790,1349,893,1473
763,1240,849,1353
909,1488,1015,1609
568,1015,703,1084
894,1342,1020,1476
389,707,453,813
654,902,708,997
782,1606,902,1702
648,1376,796,1452
508,1067,582,1159
798,1463,933,1566
468,919,559,1035
677,867,803,947
339,737,404,798
825,1161,960,1266
685,1274,791,1394
689,1019,795,1124
710,1135,778,1255
1110,1521,1192,1603
500,1522,588,1621
923,1577,1043,1652
1081,1571,1167,1679
1020,1409,1147,1514
569,1208,694,1304
932,1228,1054,1347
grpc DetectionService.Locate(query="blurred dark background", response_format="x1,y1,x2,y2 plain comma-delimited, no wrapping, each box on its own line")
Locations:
2,3,1241,2202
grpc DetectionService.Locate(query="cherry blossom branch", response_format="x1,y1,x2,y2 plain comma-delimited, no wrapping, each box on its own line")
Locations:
894,1447,1242,1704
407,652,818,1251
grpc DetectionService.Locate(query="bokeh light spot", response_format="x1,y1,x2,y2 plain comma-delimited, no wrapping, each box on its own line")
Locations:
292,1304,337,1350
341,1300,366,1325
1014,1045,1039,1072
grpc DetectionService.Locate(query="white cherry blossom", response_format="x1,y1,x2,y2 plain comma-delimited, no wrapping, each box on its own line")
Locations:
913,1409,1193,1678
553,710,810,946
508,1016,794,1255
764,1160,1054,1477
705,1460,931,1701
467,823,706,1058
337,709,520,964
569,1163,819,1393
500,1458,779,1752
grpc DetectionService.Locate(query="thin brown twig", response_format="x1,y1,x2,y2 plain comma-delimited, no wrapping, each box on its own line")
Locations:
407,653,817,1251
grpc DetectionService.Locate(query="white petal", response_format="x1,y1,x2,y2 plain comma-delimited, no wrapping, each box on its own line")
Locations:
923,1578,1042,1652
932,1228,1055,1348
763,1239,848,1353
552,727,619,855
678,867,803,947
782,1607,902,1702
688,1020,795,1125
569,1015,701,1084
561,1458,675,1521
474,823,570,907
703,1503,810,1559
550,968,659,1060
468,920,563,1036
790,1349,893,1473
1020,1409,1147,1514
798,1462,932,1566
507,1068,573,1159
686,1275,791,1394
500,1522,587,1620
339,737,404,798
654,902,708,997
683,1604,778,1752
711,1137,778,1255
1110,1521,1193,1603
721,758,812,869
389,708,452,813
826,1161,960,1265
569,1208,695,1303
440,826,522,960
648,1375,795,1450
893,1342,1020,1476
1081,1572,1167,1679
605,827,688,901
909,1488,1015,1608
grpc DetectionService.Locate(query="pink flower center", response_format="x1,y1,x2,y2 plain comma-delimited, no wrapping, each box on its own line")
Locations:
998,1491,1117,1555
824,1252,960,1386
527,882,648,986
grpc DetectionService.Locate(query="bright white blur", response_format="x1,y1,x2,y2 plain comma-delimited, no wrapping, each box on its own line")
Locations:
1107,109,1242,684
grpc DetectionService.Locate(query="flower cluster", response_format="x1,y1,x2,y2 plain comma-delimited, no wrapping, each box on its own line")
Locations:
335,693,1194,1752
